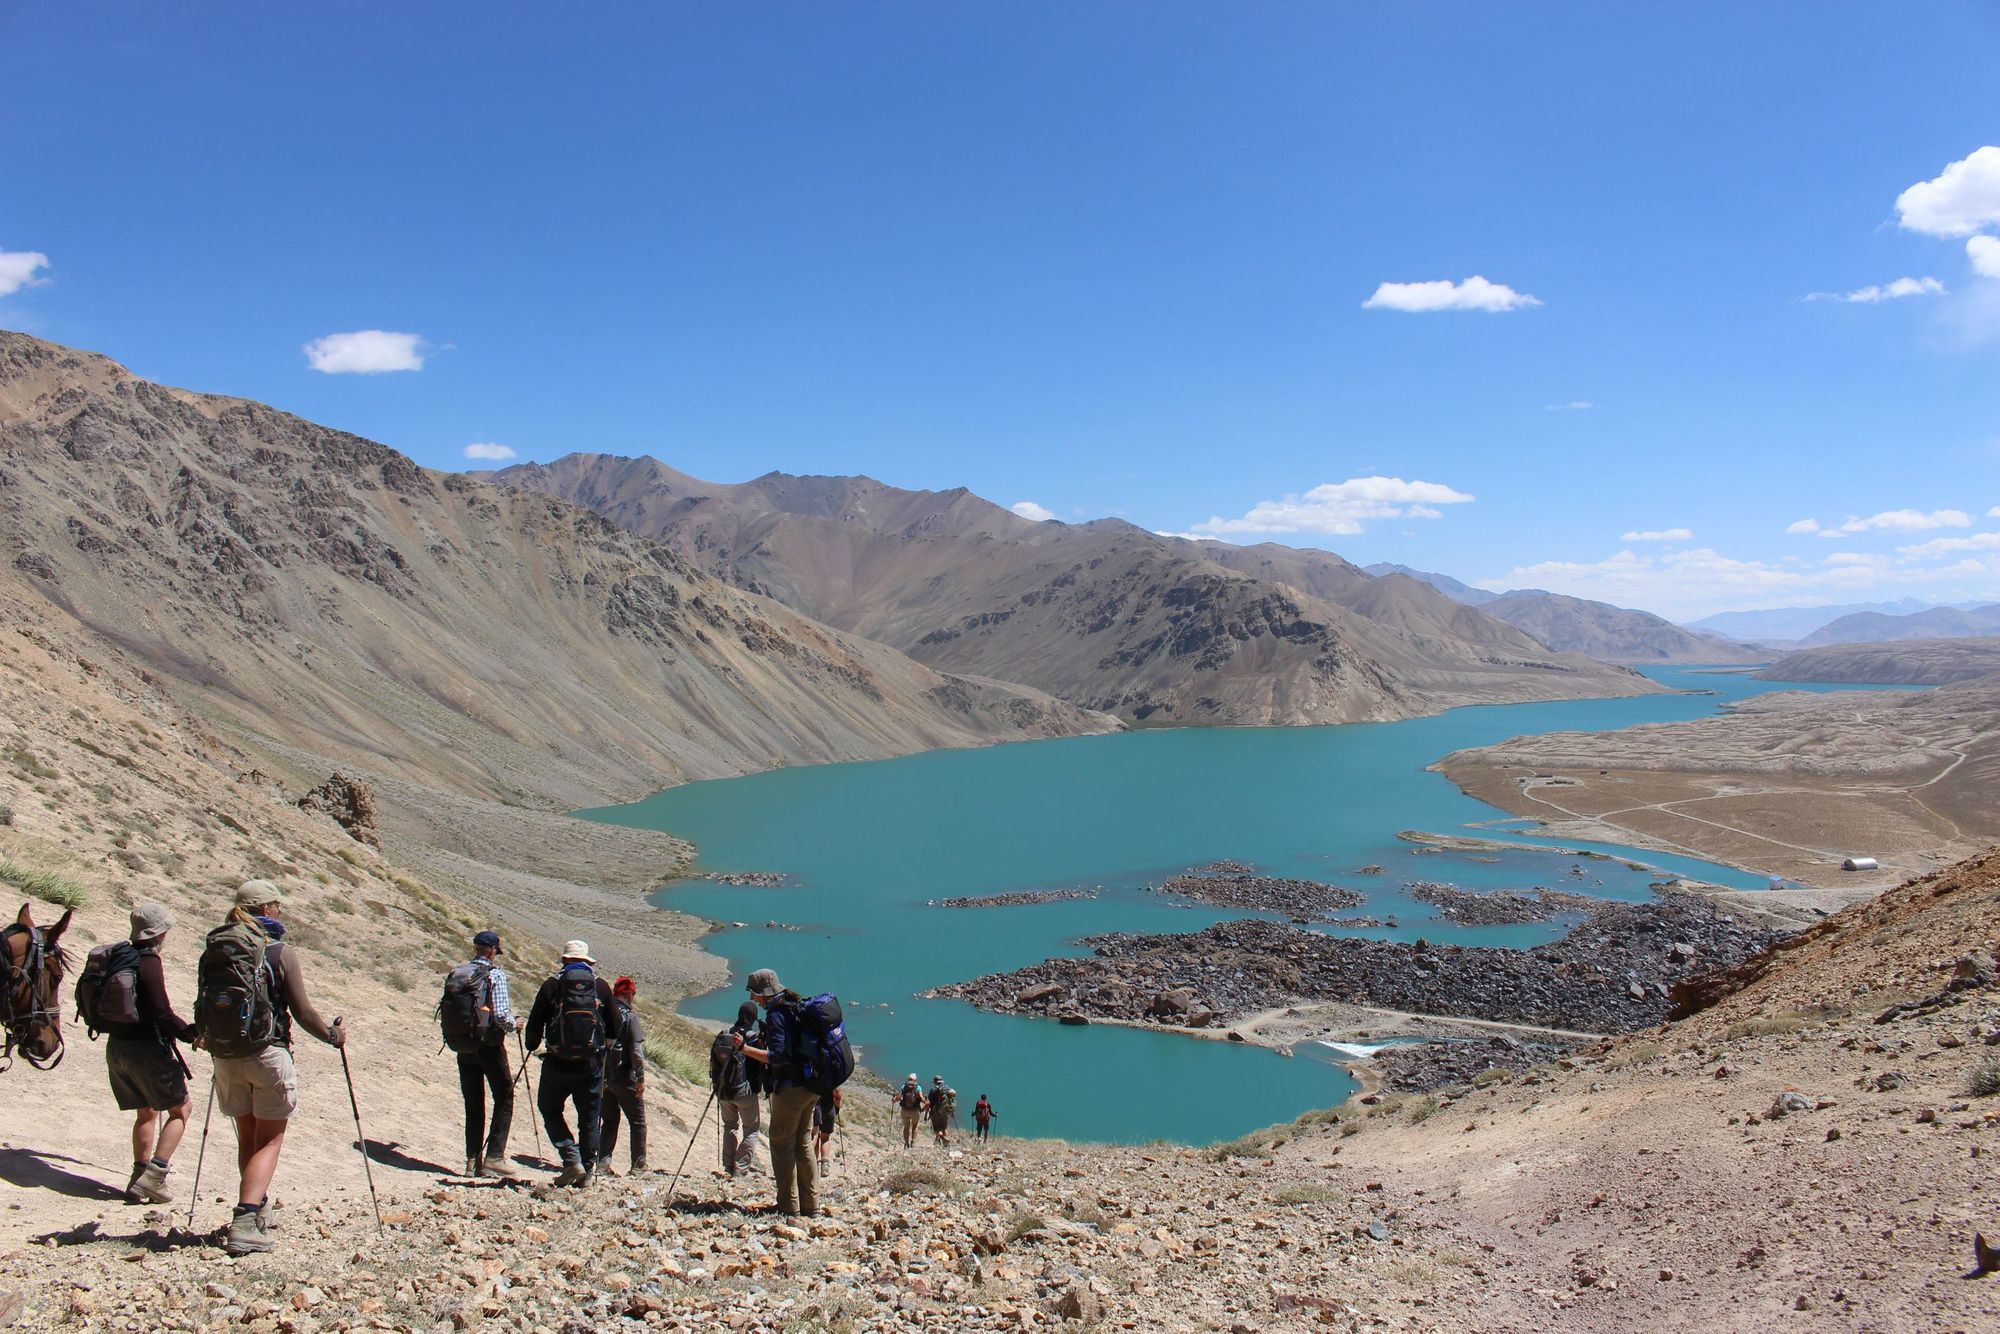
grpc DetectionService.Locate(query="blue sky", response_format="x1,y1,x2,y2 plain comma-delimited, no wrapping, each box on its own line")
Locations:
3,2,1997,620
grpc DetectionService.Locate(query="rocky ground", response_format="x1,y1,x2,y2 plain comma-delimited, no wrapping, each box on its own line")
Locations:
933,891,1782,1035
1403,883,1598,927
931,890,1097,910
1149,869,1365,921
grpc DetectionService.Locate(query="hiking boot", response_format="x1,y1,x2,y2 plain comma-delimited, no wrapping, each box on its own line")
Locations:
132,1161,173,1205
478,1157,523,1181
222,1209,275,1257
464,1157,482,1178
123,1161,148,1204
596,1162,620,1178
552,1146,584,1187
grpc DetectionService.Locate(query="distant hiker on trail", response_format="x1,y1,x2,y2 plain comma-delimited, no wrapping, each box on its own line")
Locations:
973,1094,996,1143
79,902,197,1204
734,968,851,1217
597,976,648,1175
439,929,522,1180
711,1001,762,1177
895,1074,924,1148
813,1087,841,1173
197,880,346,1257
929,1075,954,1147
525,941,628,1187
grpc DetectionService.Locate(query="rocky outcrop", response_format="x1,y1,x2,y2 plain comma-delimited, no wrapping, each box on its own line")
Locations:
1152,869,1365,920
935,892,1783,1033
296,772,380,848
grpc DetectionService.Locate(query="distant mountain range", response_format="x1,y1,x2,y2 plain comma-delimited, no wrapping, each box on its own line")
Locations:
1360,564,1763,664
1798,603,2000,647
497,454,1656,727
1689,599,1979,645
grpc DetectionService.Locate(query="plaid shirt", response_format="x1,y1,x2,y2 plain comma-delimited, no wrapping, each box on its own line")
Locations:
481,961,516,1029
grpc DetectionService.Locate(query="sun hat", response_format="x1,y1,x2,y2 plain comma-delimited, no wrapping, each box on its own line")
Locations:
129,902,175,943
234,878,287,908
746,968,783,998
472,929,503,954
560,939,595,964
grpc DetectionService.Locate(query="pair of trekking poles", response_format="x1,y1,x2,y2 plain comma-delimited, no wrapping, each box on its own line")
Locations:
184,1020,383,1236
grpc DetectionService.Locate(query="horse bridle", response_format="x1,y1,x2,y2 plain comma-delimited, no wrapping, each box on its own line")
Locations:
0,923,65,1072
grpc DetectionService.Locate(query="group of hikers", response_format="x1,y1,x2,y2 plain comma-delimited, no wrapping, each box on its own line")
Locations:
77,878,1009,1252
893,1072,998,1147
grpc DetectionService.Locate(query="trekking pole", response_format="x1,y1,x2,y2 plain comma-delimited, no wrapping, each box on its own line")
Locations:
333,1026,384,1235
516,1028,543,1159
185,1073,215,1232
663,1089,715,1208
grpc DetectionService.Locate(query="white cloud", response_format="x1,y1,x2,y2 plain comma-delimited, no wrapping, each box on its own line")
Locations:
1543,400,1595,411
1785,518,1821,536
1895,147,2000,237
463,442,517,462
1968,235,2000,280
1990,506,2000,518
1895,531,2000,558
1483,545,1999,621
1362,276,1542,313
1806,276,1945,303
1818,508,1971,537
0,246,51,297
1190,477,1474,537
303,330,428,374
1010,501,1056,522
1620,527,1693,542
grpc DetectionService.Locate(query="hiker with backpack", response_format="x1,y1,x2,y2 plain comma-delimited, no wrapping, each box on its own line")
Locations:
78,902,198,1204
812,1087,841,1174
710,1001,762,1177
973,1093,996,1142
197,880,346,1257
730,968,852,1218
523,940,629,1187
895,1074,924,1148
596,976,647,1175
439,929,523,1180
928,1075,955,1147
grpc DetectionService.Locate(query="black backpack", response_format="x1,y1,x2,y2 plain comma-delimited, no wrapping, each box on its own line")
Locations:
710,1029,749,1097
196,918,281,1059
75,942,142,1038
438,961,499,1053
546,967,605,1062
899,1083,924,1110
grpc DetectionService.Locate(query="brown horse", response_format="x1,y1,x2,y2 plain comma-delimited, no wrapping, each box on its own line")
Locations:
1,902,73,1071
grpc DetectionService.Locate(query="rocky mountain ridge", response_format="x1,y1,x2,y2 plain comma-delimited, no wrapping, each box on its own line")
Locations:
1759,635,2000,686
497,453,1657,727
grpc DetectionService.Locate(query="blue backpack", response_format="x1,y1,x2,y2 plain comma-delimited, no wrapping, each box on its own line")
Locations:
789,993,854,1094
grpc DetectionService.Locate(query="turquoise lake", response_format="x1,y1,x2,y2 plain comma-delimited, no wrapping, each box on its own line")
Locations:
582,668,1909,1145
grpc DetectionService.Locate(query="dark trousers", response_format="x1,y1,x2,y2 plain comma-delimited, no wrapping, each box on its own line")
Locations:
456,1045,514,1162
537,1059,603,1164
599,1081,647,1169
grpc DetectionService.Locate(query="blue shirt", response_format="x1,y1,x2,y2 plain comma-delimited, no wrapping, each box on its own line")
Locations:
762,1002,802,1089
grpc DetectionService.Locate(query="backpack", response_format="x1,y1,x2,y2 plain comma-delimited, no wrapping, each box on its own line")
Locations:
710,1028,748,1096
196,918,280,1059
438,960,498,1053
787,992,854,1095
546,967,605,1062
75,941,142,1038
899,1084,924,1110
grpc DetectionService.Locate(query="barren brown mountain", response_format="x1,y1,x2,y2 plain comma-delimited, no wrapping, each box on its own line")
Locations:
0,332,1109,984
1759,636,2000,685
497,453,1658,726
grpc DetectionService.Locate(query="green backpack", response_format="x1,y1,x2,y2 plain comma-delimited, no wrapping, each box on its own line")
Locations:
196,918,281,1058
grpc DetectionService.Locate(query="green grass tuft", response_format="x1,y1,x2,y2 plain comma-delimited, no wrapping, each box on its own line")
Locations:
0,859,87,909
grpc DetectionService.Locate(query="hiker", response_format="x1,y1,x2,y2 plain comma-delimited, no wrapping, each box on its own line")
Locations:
90,903,197,1203
711,1001,762,1177
440,929,523,1180
812,1087,841,1173
895,1073,924,1148
596,976,647,1175
973,1093,996,1142
524,940,629,1186
198,880,346,1257
929,1075,954,1147
730,969,818,1216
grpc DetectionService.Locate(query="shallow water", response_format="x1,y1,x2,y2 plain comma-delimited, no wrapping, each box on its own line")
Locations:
582,668,1910,1144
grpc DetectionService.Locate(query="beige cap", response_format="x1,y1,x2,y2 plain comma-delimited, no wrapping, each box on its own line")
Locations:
234,878,287,908
560,939,595,964
129,902,175,943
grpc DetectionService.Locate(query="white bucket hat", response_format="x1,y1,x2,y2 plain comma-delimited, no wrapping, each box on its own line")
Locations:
560,939,595,964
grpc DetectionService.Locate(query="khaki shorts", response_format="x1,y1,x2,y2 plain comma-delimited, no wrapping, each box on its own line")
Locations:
213,1046,298,1120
